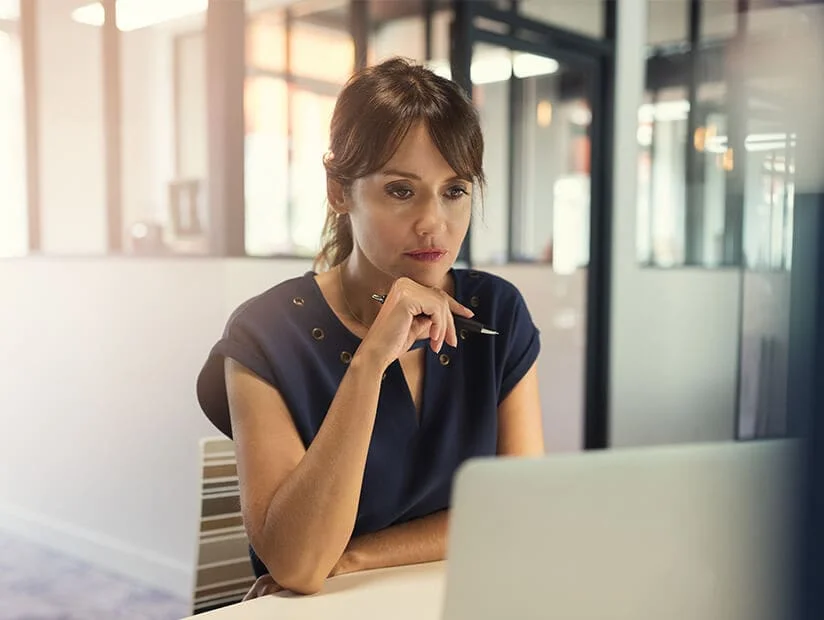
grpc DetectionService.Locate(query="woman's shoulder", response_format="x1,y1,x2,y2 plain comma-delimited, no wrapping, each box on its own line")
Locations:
223,271,316,333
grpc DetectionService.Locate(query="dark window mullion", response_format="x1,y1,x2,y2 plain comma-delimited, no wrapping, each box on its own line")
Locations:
684,0,703,265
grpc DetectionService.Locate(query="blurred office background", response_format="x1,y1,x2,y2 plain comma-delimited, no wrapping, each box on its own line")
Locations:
0,0,821,618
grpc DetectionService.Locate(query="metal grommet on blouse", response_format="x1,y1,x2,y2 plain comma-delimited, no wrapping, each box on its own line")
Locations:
459,329,468,341
312,327,325,341
439,354,450,366
340,351,352,364
469,296,480,308
292,296,305,306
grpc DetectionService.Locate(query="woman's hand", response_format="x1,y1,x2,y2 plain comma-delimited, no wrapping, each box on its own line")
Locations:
357,277,474,369
242,574,284,601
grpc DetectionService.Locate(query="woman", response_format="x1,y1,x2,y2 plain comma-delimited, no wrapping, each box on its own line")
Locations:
196,57,544,597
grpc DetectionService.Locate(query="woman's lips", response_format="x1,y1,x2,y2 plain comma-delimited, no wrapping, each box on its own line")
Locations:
404,249,447,263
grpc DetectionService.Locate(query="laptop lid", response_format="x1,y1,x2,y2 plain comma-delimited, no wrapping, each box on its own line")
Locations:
443,440,799,620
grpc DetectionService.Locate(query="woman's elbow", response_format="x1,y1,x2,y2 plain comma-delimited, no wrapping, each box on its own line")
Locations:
263,554,330,596
277,573,325,596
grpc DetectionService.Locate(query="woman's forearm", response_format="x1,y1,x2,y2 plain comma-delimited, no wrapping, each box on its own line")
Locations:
259,353,385,593
333,510,449,577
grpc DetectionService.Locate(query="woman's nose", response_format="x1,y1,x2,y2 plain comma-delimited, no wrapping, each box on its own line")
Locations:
414,194,447,236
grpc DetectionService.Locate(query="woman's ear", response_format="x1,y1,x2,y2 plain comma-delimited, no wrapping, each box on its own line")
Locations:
327,178,348,214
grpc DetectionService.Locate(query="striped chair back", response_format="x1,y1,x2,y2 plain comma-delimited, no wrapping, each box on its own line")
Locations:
192,437,257,614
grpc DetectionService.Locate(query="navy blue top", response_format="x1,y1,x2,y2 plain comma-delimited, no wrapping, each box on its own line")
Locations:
196,268,540,576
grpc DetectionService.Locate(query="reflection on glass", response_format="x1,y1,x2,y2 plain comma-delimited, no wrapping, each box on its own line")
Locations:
245,77,289,255
737,125,795,440
290,89,337,254
697,111,728,266
246,11,285,73
743,125,795,271
519,0,604,40
122,12,208,255
0,5,27,257
636,89,689,266
472,75,509,265
470,43,592,270
38,0,107,254
244,1,351,257
513,74,591,270
637,69,796,270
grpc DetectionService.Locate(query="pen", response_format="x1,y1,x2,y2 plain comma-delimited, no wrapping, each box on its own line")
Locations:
370,294,499,336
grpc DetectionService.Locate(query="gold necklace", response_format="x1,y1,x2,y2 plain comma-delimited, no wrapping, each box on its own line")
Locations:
337,264,371,329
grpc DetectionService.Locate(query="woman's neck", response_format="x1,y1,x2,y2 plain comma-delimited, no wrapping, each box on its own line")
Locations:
338,252,393,327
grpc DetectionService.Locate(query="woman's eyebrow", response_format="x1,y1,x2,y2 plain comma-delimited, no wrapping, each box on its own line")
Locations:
382,169,469,183
382,169,421,180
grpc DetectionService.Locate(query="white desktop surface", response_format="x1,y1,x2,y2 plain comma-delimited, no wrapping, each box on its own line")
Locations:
185,561,446,620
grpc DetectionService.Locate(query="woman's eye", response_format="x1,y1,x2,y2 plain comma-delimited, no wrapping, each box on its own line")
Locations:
388,187,414,200
445,186,469,200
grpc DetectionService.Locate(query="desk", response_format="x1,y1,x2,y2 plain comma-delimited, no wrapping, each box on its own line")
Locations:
184,561,446,620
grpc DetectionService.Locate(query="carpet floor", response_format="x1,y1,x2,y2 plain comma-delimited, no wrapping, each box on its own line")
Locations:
0,530,189,620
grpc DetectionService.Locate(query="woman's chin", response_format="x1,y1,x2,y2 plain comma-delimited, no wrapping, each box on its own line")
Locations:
400,265,454,290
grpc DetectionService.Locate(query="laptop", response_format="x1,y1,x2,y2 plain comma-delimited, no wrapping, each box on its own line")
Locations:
442,440,800,620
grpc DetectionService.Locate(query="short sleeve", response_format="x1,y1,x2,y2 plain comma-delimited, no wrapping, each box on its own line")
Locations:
498,289,541,403
196,306,279,438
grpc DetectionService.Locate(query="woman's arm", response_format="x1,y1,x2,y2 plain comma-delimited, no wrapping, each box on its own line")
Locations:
332,362,544,577
497,362,545,456
332,510,449,576
242,510,448,600
227,353,385,595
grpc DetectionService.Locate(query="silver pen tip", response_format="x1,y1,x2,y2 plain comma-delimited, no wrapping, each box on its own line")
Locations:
481,328,499,336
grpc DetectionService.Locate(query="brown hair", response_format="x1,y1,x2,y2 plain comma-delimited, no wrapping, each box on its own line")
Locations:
314,57,485,271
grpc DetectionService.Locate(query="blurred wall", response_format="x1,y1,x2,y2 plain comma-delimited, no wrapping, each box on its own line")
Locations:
0,259,224,597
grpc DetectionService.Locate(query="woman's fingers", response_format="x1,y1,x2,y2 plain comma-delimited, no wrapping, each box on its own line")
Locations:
410,286,462,352
444,305,458,348
447,295,474,318
243,575,283,601
377,277,472,356
434,290,459,350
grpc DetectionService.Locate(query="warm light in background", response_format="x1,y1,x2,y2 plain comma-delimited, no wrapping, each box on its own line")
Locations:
694,126,706,152
536,100,553,128
720,147,735,172
71,0,208,32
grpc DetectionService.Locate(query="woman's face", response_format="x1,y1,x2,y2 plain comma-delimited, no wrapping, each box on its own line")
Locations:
344,122,473,289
